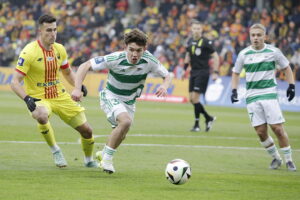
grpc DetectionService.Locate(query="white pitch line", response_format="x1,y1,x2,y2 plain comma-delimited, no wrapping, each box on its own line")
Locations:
93,134,299,141
93,134,260,140
1,140,300,152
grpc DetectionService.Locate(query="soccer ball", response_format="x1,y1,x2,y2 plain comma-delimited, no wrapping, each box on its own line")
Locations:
165,159,191,185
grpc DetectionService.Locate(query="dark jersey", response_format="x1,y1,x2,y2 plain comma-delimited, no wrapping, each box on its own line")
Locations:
186,37,215,74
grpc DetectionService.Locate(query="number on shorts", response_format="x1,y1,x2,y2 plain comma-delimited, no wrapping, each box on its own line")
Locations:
111,99,120,105
249,112,254,122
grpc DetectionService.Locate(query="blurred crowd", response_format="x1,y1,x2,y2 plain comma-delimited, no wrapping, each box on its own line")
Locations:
1,0,300,80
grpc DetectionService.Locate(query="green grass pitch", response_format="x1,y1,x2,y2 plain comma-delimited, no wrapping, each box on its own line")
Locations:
0,91,299,200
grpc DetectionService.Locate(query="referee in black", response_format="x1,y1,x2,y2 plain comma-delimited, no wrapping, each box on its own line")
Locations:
183,20,219,132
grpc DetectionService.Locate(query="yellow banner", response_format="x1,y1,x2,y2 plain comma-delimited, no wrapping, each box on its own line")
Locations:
0,67,189,98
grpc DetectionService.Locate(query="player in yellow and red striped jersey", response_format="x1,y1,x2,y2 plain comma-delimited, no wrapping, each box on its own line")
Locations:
11,14,98,168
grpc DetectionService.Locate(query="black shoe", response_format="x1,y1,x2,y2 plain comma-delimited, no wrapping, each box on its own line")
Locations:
190,126,200,132
269,158,282,170
286,161,297,171
205,116,216,132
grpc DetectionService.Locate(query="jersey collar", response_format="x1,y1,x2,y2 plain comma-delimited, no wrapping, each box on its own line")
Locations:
37,40,53,52
250,43,266,52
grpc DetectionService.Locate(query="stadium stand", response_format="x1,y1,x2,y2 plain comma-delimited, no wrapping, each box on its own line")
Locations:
0,0,300,80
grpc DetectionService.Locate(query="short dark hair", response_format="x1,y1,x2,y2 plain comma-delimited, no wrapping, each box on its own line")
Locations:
124,28,148,46
38,14,56,26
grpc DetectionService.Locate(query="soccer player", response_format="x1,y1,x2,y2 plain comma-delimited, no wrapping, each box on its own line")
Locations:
71,28,172,174
183,20,219,132
10,14,97,168
231,23,296,171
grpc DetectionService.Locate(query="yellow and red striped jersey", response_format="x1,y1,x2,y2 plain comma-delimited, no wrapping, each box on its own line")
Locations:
16,40,70,99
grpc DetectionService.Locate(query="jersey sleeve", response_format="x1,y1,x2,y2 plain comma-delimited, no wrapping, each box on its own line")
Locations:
15,46,33,76
275,48,289,70
205,39,215,54
59,44,69,69
232,52,244,73
90,56,109,71
185,38,191,52
149,59,169,78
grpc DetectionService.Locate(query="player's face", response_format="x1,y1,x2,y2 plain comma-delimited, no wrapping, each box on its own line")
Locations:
250,28,265,50
125,42,146,64
191,24,203,40
39,22,57,46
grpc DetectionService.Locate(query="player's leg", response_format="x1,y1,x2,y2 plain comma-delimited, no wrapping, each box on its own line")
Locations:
55,96,97,168
33,101,67,168
96,90,133,173
269,124,296,171
248,101,282,169
264,100,296,171
255,124,282,169
189,91,201,132
189,75,215,132
70,112,97,168
198,74,216,132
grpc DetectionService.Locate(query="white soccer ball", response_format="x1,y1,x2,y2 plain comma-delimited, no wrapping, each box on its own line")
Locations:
165,159,191,185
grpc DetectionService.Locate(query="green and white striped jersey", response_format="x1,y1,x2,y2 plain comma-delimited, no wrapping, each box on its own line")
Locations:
90,50,169,104
233,43,289,104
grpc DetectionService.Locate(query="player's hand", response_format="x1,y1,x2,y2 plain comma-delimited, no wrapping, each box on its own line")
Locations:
286,84,295,101
81,85,88,97
155,85,167,97
71,88,83,102
212,73,218,81
231,89,238,103
24,95,41,112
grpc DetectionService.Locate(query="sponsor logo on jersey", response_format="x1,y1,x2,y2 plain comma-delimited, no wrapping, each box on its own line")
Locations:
47,56,54,61
37,80,60,87
94,56,104,64
18,57,25,66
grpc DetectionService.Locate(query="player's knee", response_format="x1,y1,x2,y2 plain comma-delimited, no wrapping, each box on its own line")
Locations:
119,118,132,129
190,98,197,104
272,125,285,137
77,123,93,139
34,112,48,124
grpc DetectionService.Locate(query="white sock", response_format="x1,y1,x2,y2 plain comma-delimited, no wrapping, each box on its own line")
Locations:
266,145,281,160
84,156,93,164
281,146,293,163
50,144,60,153
103,145,116,161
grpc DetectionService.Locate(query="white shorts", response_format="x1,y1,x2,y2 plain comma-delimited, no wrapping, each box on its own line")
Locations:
246,99,285,127
99,90,135,126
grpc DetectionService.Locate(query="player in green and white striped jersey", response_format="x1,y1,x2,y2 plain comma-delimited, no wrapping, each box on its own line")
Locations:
231,24,296,171
72,29,172,173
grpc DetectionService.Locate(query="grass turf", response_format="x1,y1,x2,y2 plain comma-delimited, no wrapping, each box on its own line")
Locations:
0,91,299,200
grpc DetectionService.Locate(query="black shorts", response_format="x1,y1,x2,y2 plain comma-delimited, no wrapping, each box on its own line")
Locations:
189,72,209,93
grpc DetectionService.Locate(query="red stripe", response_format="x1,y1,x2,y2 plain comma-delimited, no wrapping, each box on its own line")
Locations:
41,49,48,98
15,69,26,76
60,63,69,69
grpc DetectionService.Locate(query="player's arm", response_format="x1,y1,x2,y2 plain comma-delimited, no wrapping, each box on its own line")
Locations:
61,67,75,87
156,73,172,97
182,52,190,80
71,60,92,102
11,71,41,112
11,70,27,99
211,51,220,80
231,72,240,103
183,52,190,71
282,65,295,101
